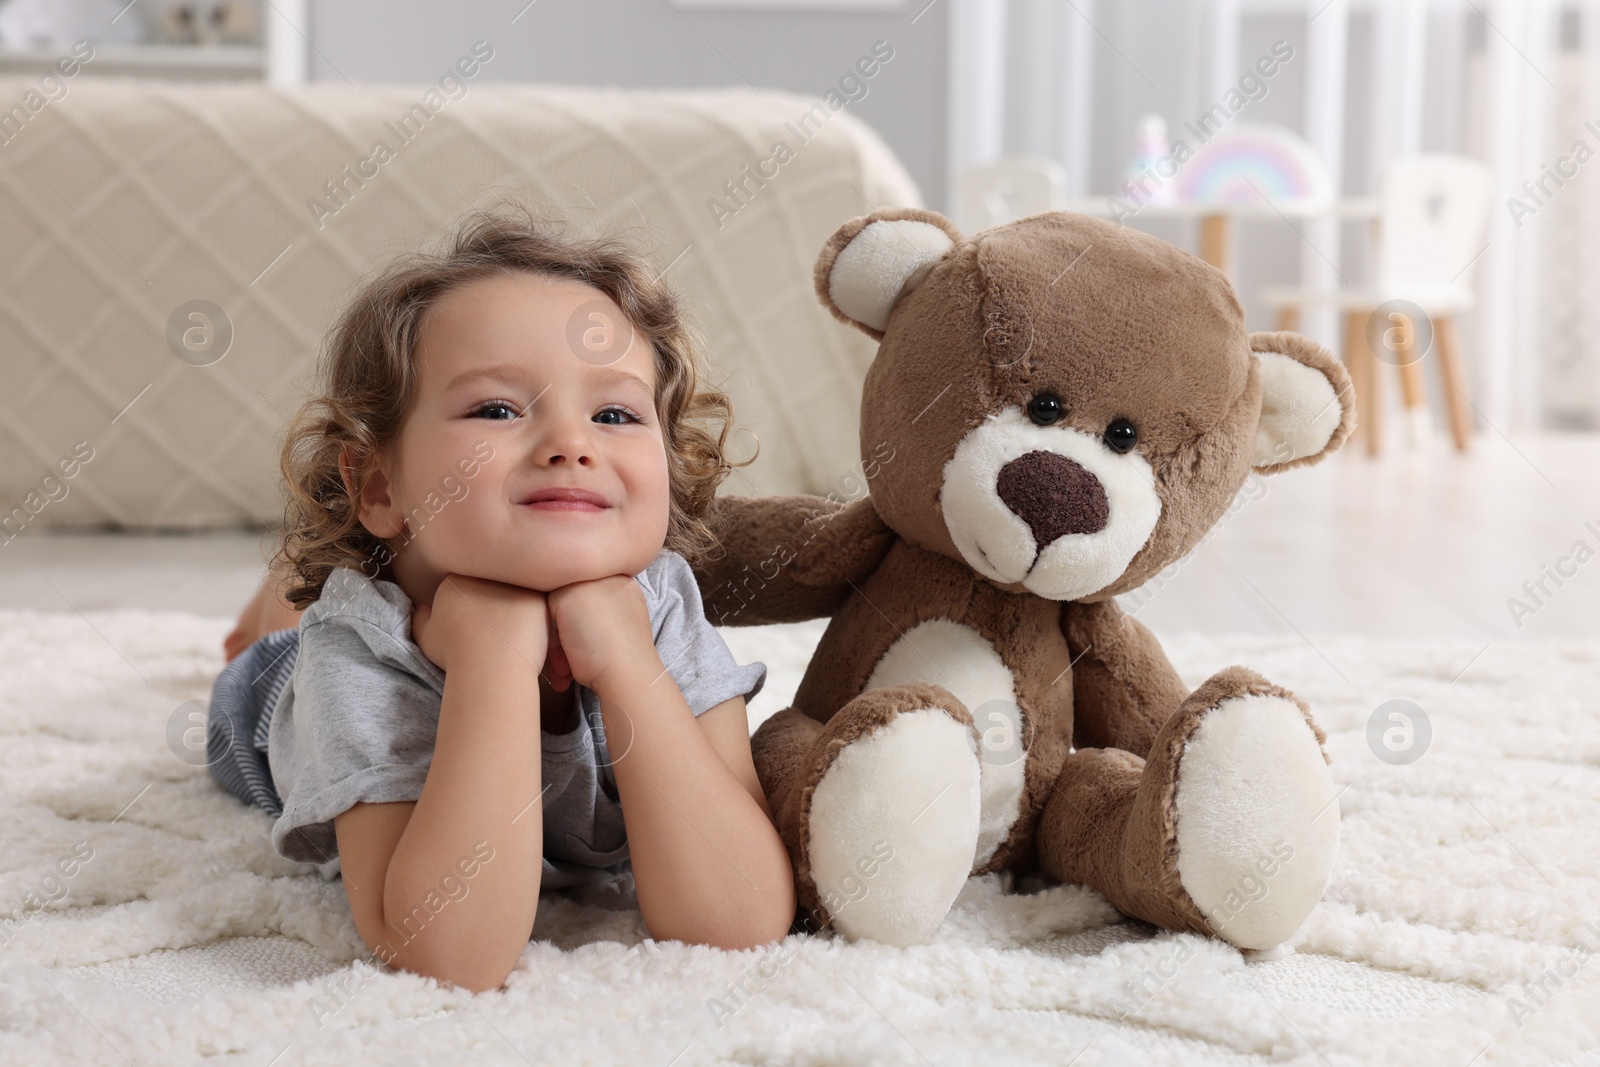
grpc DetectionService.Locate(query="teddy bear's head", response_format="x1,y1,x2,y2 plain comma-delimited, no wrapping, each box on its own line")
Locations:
815,207,1355,602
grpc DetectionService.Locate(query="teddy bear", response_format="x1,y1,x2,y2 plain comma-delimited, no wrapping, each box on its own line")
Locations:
691,206,1357,951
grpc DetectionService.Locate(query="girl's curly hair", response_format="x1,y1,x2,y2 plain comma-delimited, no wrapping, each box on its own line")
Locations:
273,201,750,609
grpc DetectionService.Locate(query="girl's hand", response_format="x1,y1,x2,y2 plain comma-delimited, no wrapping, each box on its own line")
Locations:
545,576,656,697
411,574,549,675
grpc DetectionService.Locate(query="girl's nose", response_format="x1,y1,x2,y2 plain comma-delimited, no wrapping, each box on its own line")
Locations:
533,409,595,467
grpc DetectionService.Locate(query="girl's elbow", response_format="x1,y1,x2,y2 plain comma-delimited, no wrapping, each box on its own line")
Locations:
720,910,795,951
665,895,795,951
402,945,516,993
726,858,797,949
745,907,797,949
368,931,522,993
451,965,515,994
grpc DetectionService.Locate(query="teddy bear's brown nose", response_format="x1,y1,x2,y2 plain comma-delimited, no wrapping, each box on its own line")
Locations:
996,451,1109,546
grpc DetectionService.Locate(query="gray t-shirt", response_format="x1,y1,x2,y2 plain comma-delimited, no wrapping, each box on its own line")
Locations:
265,549,766,889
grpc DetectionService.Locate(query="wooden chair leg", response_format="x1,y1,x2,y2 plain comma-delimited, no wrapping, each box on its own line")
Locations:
1344,309,1381,456
1274,306,1300,332
1199,214,1231,275
1434,314,1473,451
1392,319,1429,445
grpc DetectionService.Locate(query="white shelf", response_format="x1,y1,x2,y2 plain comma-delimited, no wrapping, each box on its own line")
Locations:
0,43,266,80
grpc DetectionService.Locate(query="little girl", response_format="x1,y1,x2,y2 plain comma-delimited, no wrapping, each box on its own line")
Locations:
207,203,794,992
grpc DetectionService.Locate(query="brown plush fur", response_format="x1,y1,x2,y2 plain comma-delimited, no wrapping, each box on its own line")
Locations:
699,495,894,627
692,208,1356,944
1062,598,1191,759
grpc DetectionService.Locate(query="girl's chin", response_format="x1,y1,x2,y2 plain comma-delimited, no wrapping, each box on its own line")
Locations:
471,547,656,590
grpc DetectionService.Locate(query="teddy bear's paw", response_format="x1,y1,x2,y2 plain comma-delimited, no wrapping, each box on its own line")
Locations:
808,705,982,946
1171,690,1340,951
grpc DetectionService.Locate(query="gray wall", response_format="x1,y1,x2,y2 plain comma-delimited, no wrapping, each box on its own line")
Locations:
307,0,950,208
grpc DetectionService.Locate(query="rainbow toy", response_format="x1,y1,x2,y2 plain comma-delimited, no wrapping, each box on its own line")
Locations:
1176,124,1334,205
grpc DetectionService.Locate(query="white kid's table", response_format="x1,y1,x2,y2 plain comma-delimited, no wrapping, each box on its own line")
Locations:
1061,197,1381,278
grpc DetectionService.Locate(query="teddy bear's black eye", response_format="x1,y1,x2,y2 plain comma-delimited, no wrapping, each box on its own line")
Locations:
1026,392,1064,426
1104,418,1138,454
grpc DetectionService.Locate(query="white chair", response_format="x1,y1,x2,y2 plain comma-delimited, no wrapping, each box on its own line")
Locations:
1262,154,1493,454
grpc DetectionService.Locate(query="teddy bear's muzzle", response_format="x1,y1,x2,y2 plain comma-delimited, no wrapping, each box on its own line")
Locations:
995,450,1110,547
940,406,1163,600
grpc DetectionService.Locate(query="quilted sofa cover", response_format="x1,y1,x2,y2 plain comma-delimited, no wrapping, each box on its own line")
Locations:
0,80,920,529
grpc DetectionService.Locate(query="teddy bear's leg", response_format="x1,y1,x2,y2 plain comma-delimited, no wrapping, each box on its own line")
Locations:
1062,598,1192,759
751,684,983,946
1036,666,1340,951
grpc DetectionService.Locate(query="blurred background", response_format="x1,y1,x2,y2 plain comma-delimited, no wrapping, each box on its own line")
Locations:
0,0,1596,648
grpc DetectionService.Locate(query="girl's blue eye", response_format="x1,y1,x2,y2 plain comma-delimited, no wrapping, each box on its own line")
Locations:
594,406,642,426
471,401,519,420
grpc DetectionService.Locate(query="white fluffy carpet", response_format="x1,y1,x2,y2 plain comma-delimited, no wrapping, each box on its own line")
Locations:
1,608,1598,1066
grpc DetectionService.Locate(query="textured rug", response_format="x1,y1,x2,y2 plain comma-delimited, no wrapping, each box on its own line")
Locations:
0,608,1597,1066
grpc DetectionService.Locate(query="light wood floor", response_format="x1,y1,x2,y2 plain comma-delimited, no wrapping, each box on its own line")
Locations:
3,433,1596,642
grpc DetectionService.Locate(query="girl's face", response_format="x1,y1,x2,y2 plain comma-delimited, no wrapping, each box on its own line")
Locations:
359,271,671,602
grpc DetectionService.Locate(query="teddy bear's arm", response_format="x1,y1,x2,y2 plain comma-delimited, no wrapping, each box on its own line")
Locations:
693,493,896,627
1061,599,1191,759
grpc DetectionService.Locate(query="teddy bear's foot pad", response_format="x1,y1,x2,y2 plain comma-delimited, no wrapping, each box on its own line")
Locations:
1173,692,1340,951
808,707,982,946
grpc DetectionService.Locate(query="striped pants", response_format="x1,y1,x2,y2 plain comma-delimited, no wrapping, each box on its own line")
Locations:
206,628,300,818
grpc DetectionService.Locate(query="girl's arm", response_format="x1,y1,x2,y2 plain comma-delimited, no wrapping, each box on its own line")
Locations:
548,578,795,949
335,575,549,992
606,684,795,947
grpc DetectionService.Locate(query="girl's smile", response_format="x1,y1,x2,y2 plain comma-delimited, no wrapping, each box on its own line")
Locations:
518,485,611,512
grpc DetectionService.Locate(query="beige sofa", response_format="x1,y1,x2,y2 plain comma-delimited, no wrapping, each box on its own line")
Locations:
0,79,921,533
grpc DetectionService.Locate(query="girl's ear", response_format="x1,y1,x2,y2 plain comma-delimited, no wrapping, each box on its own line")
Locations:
1248,330,1358,473
340,445,405,539
814,207,963,340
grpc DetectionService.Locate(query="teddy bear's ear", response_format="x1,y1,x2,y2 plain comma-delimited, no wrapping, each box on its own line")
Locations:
814,208,963,340
1249,330,1358,473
